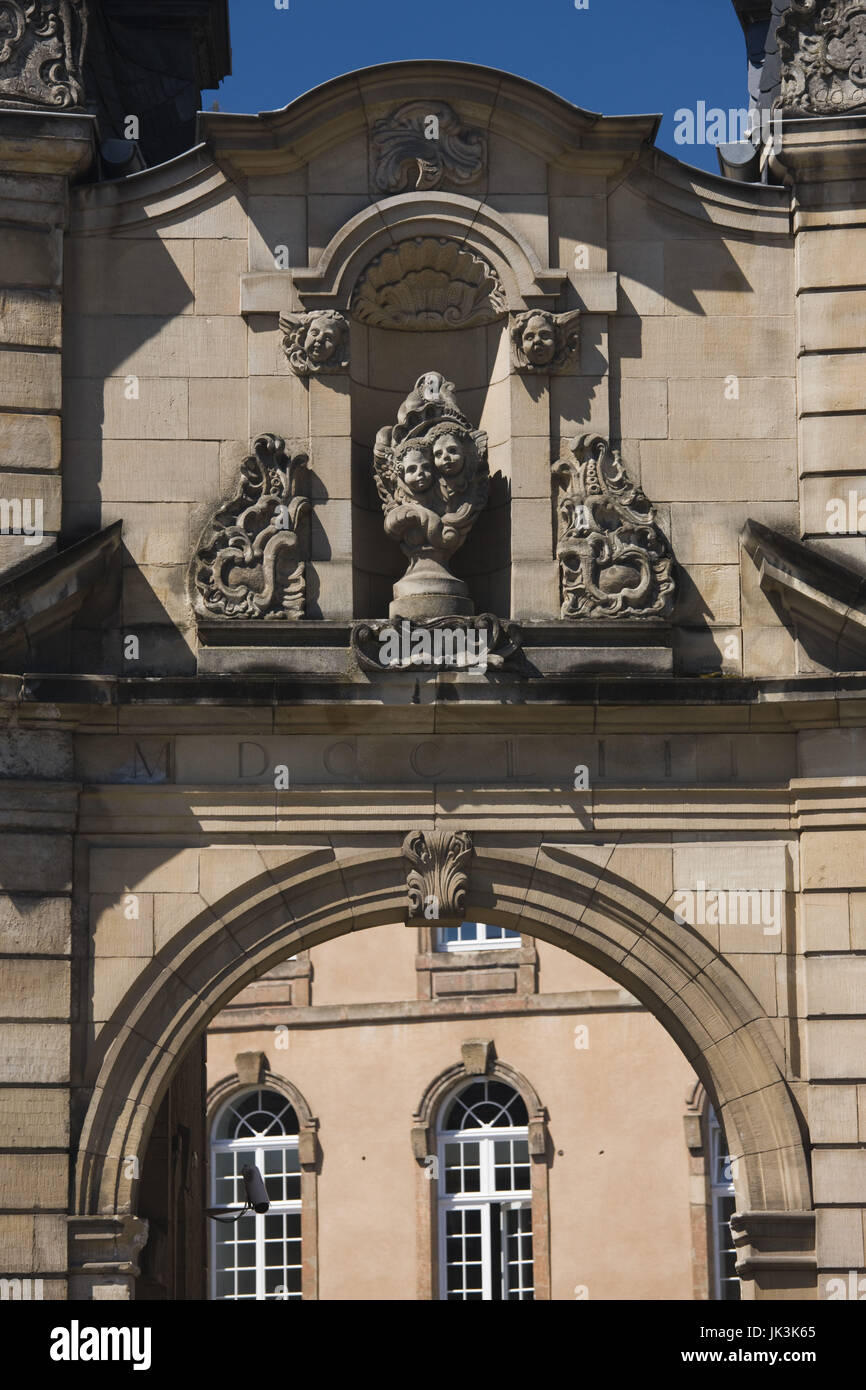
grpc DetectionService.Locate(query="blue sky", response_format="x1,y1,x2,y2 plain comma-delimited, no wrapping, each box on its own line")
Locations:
202,0,751,176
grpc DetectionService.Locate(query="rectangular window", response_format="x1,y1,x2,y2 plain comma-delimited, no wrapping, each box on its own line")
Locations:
437,922,522,952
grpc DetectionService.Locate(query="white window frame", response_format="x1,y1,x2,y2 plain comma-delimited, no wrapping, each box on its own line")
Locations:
436,921,522,953
709,1107,740,1302
436,1084,534,1300
210,1091,302,1302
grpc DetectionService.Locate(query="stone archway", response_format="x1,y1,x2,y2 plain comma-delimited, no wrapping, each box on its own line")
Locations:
72,838,814,1299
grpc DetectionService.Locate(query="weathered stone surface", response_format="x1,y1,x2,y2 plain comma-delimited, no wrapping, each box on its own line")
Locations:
0,1153,66,1209
0,960,69,1018
0,411,60,470
0,1026,68,1083
0,1215,67,1273
0,895,70,954
0,834,71,892
0,1088,68,1147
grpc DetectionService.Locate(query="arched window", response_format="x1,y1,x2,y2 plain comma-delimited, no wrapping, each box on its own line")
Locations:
709,1107,740,1302
437,1079,534,1300
210,1087,302,1301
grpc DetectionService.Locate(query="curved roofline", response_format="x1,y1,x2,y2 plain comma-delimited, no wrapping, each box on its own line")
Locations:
253,58,625,127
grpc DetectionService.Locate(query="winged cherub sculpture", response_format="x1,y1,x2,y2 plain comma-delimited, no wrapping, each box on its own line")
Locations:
373,371,490,619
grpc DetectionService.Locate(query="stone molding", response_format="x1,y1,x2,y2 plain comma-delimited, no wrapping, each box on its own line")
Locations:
553,434,676,620
370,99,486,193
510,308,581,374
191,434,311,622
67,1215,148,1301
743,519,866,662
778,0,866,117
731,1211,817,1298
411,1054,547,1160
0,0,87,111
352,237,506,330
284,192,569,315
402,829,473,926
278,309,349,376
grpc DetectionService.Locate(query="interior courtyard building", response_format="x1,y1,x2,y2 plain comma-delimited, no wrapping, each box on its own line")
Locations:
1,0,866,1302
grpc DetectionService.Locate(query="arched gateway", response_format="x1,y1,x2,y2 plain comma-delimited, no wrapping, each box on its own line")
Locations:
1,22,865,1305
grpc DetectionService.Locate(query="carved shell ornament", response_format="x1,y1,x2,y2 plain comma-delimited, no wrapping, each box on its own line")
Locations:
553,434,676,620
192,434,311,621
403,830,474,926
778,0,866,115
352,238,506,331
371,100,486,193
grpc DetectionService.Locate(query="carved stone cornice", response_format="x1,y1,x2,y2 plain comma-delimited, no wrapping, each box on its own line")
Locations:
370,100,486,193
778,0,866,117
191,434,311,621
403,829,473,926
743,518,866,663
0,1,87,111
553,435,676,620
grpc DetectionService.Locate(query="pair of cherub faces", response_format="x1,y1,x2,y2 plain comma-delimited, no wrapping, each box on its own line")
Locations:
398,430,467,498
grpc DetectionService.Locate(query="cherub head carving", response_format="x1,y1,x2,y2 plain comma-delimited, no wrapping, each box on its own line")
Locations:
395,441,435,498
511,309,581,374
279,310,350,376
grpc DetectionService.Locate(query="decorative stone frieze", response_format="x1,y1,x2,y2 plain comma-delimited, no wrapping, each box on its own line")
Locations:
552,433,676,620
778,0,866,116
373,371,490,619
403,829,473,926
352,237,505,331
350,614,523,672
510,308,581,374
278,309,349,375
0,0,87,110
192,434,311,621
370,100,486,193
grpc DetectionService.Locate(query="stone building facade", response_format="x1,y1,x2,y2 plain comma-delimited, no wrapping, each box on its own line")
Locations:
0,0,865,1301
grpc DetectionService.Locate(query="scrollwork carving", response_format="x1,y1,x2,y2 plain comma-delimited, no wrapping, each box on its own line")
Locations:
192,434,311,620
403,829,474,926
778,0,866,115
553,434,676,620
371,100,486,193
0,0,86,110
